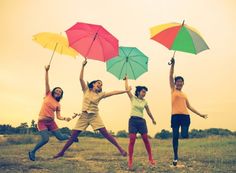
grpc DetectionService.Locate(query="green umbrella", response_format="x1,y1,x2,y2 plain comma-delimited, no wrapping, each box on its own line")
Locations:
106,46,148,80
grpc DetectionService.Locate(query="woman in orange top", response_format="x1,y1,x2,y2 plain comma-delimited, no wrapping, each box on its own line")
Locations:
169,58,207,166
28,65,72,161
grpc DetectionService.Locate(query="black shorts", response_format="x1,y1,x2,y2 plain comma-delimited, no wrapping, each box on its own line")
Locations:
129,116,148,134
171,114,190,128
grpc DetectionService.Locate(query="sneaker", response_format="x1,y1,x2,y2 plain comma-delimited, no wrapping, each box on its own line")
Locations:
73,137,79,143
149,159,156,165
173,160,178,166
28,151,35,161
128,160,133,170
53,152,64,159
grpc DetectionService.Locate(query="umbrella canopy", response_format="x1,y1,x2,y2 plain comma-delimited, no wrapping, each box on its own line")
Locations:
33,32,78,65
106,46,148,80
150,21,209,55
66,22,118,62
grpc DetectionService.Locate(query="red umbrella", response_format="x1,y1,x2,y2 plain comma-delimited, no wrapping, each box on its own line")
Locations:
66,22,119,62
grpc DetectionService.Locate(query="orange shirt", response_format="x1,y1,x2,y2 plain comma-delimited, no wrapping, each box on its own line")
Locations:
38,92,61,119
171,89,189,115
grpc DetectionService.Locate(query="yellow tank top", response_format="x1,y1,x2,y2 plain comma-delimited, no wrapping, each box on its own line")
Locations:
171,89,189,115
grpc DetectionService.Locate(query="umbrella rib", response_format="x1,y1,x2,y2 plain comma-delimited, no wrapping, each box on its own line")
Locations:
129,57,148,71
128,59,136,79
185,27,197,54
118,59,127,79
107,58,124,71
97,36,106,61
60,44,64,54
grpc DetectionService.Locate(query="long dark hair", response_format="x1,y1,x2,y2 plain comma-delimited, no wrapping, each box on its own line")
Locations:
87,80,102,92
51,87,63,102
135,86,148,97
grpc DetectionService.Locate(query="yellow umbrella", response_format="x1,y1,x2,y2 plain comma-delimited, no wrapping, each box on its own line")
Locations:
33,32,79,65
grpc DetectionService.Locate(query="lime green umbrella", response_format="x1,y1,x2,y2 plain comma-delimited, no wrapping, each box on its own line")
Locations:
106,46,148,80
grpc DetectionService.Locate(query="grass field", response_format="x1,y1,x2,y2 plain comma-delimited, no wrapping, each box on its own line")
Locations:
0,135,236,173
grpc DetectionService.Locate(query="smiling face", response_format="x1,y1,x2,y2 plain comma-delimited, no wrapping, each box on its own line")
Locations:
93,80,103,92
52,87,63,101
175,79,184,90
139,89,147,98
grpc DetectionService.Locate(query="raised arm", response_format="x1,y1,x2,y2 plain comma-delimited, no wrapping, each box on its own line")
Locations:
124,76,133,99
145,105,156,125
169,58,175,90
103,87,132,98
45,65,50,95
186,99,208,119
80,60,87,92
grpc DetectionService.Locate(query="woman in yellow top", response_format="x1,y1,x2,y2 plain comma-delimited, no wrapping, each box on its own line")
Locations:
28,65,72,161
124,76,156,169
54,60,131,158
169,58,208,166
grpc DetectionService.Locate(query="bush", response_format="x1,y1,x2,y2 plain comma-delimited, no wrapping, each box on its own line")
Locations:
1,135,37,145
116,130,128,138
155,129,172,139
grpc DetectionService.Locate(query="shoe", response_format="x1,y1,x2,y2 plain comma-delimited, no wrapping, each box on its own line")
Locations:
173,160,178,166
53,152,64,159
73,137,79,143
120,149,127,157
128,160,133,170
28,151,35,161
149,159,156,165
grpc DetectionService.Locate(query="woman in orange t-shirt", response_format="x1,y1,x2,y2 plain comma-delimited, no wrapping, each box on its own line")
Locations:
28,65,72,161
169,58,208,166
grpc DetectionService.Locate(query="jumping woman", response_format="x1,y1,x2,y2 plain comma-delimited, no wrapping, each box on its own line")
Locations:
124,76,156,169
54,60,131,158
28,65,72,161
169,58,208,166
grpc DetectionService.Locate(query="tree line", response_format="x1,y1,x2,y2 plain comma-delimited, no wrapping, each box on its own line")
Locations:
0,121,236,139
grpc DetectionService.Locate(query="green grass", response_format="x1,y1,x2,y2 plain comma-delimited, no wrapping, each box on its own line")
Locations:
0,136,235,172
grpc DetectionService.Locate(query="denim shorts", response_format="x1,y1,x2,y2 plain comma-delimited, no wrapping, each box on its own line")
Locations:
129,116,148,134
171,114,190,128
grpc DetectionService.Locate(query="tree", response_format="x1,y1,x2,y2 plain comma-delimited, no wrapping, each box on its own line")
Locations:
17,122,29,134
116,130,128,138
155,129,172,139
29,120,37,134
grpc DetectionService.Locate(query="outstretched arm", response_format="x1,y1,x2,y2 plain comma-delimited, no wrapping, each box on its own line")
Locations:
45,65,50,95
124,76,133,99
145,105,156,125
80,60,88,92
169,58,175,90
186,99,208,119
103,87,132,98
56,110,71,122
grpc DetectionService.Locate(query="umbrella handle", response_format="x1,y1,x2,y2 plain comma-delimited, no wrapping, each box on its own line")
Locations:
168,51,176,65
168,61,173,65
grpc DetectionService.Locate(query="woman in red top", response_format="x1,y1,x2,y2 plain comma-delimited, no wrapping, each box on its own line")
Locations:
28,65,72,161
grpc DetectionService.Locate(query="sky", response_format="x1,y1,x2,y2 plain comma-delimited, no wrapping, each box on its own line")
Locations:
1,0,236,137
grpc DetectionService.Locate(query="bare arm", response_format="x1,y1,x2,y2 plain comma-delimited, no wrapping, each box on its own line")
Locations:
145,105,156,125
45,65,50,95
169,58,175,90
56,110,71,122
186,99,208,119
80,60,88,92
124,76,133,99
103,87,131,98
